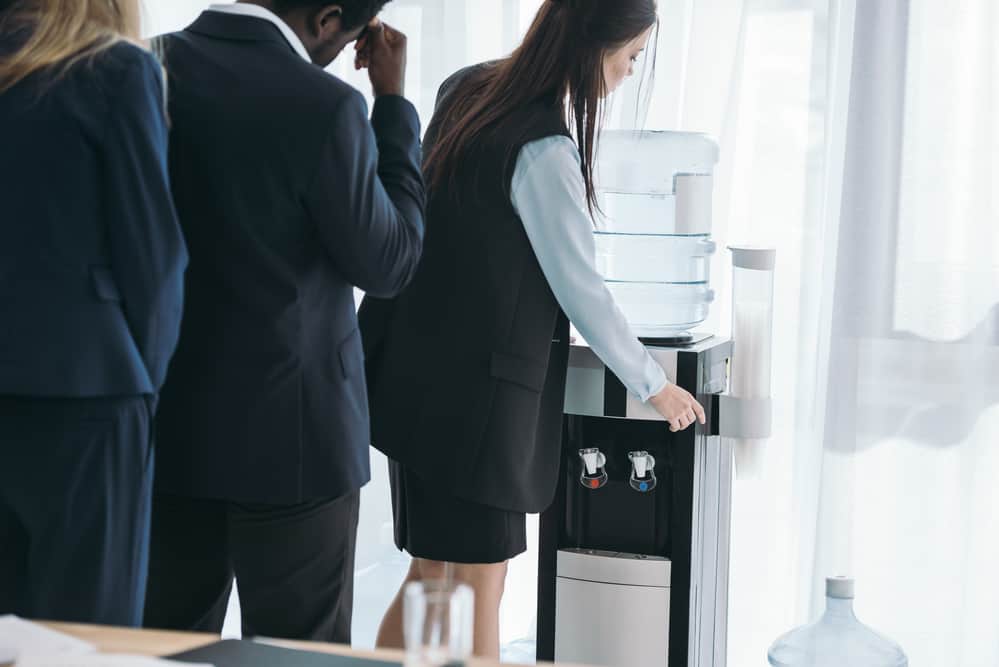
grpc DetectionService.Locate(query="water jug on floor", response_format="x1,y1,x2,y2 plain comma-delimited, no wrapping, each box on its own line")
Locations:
767,577,908,667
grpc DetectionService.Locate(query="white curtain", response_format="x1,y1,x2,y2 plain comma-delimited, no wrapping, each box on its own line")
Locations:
813,0,999,664
689,0,999,664
140,1,998,664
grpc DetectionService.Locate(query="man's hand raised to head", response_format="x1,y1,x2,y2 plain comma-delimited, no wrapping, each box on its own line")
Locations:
354,18,407,98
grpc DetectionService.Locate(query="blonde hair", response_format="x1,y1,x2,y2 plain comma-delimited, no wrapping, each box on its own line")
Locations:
0,0,143,93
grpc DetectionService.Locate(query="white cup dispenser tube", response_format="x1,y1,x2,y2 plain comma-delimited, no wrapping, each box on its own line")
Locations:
724,246,776,478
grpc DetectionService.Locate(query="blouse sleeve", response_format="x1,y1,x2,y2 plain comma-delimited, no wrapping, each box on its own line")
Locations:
510,136,667,402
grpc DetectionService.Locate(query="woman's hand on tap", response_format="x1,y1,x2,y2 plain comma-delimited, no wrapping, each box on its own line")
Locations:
648,384,706,432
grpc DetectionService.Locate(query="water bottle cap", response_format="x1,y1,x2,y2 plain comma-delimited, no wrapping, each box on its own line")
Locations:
826,576,855,599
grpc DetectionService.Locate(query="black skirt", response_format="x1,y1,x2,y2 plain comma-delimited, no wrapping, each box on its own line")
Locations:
389,459,527,564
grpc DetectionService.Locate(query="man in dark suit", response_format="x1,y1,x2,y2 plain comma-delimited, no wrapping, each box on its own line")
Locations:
143,0,424,642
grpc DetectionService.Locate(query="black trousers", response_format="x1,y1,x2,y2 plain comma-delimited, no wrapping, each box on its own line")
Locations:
0,395,153,625
143,489,360,643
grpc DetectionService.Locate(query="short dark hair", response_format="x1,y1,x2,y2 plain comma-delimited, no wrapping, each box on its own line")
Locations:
272,0,389,32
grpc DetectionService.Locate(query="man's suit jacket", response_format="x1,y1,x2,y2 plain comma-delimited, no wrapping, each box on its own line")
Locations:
154,11,425,504
0,40,187,398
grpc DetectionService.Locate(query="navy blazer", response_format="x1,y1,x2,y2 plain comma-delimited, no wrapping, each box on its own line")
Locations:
0,41,187,398
153,12,425,504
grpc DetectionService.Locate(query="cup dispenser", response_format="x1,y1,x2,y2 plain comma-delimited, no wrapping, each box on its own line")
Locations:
536,131,776,667
726,246,776,478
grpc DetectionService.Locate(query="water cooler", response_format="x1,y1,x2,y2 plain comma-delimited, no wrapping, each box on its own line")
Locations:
536,131,775,667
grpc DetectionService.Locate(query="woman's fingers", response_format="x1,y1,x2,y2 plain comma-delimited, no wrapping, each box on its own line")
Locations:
669,408,700,432
651,384,707,431
692,398,706,424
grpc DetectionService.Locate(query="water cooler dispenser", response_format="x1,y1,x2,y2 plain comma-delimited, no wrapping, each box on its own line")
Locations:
536,131,775,667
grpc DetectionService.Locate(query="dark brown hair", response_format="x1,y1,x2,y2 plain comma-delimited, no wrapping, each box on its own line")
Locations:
423,0,658,214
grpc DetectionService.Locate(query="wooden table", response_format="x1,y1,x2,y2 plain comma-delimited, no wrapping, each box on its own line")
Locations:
43,623,583,667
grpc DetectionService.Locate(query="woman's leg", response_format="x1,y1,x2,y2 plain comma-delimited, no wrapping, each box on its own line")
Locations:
376,558,509,658
451,560,508,658
375,558,436,650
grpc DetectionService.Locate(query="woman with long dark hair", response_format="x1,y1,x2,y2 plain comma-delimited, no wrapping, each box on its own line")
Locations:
362,0,705,655
0,0,186,625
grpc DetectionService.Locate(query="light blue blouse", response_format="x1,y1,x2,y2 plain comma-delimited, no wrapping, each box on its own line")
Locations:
510,135,668,402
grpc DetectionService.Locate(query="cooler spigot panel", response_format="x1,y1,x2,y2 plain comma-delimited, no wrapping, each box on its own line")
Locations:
578,448,608,490
628,451,657,493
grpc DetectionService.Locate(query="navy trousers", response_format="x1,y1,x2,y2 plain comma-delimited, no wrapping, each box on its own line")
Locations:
143,490,359,642
0,395,153,625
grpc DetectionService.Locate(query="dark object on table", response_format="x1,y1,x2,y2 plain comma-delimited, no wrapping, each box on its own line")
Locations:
168,639,400,667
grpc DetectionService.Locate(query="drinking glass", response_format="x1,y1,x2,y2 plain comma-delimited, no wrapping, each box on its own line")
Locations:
403,580,474,667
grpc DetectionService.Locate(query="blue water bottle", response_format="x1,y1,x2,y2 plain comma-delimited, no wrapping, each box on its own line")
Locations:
767,577,908,667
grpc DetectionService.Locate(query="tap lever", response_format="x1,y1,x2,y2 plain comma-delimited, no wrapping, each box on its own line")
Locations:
628,450,657,492
578,448,608,490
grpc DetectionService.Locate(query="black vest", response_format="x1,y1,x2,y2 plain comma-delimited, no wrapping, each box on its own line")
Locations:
363,67,572,513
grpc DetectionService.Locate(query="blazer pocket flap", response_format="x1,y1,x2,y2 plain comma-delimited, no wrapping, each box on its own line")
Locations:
91,266,122,302
490,351,546,393
338,327,364,379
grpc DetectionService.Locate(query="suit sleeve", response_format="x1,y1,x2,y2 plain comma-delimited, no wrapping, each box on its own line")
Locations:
359,77,457,364
104,50,188,392
306,91,425,298
357,78,456,368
